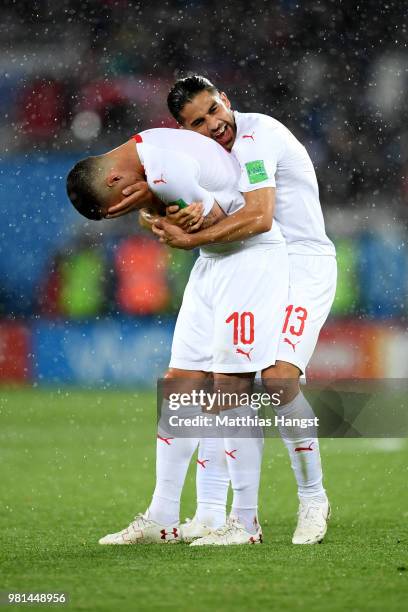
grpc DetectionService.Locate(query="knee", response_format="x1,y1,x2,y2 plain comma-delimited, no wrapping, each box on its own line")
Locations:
164,368,186,379
163,368,210,399
263,360,299,380
261,361,300,404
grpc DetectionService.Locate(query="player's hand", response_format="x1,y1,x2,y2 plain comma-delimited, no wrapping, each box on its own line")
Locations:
138,207,161,230
166,201,204,231
105,181,152,218
152,218,195,250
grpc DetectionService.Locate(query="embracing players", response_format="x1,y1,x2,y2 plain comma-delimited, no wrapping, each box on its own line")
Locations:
105,76,337,545
67,124,289,545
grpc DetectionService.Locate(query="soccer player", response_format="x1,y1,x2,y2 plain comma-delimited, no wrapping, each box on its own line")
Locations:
66,126,289,545
113,76,337,545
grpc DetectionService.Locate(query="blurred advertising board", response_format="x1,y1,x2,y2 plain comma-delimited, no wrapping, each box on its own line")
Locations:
0,322,31,382
0,319,406,386
31,319,174,387
308,321,391,379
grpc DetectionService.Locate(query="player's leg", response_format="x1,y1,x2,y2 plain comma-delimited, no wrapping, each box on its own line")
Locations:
148,367,209,527
262,360,326,500
149,256,215,534
98,367,208,545
262,361,329,542
262,253,337,544
191,245,289,546
191,370,265,546
218,372,263,534
99,257,214,544
196,436,230,523
181,435,230,541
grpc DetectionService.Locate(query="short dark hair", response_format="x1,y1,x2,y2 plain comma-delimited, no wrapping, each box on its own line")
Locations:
66,157,104,220
167,75,218,123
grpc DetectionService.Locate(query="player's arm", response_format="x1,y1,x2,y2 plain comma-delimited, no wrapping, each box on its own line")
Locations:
152,188,274,249
199,201,227,228
153,123,281,248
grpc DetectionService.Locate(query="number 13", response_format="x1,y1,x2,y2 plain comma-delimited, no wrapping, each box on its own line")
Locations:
282,305,308,337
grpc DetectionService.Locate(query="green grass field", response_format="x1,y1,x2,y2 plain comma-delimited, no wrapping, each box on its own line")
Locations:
1,389,407,611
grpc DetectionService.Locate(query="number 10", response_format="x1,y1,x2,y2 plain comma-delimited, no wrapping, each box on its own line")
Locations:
226,311,254,345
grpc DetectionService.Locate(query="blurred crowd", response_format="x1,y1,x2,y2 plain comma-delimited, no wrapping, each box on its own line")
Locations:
1,0,408,211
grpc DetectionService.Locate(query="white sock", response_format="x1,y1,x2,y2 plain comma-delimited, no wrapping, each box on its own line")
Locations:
148,400,199,525
195,436,229,528
275,391,327,503
223,406,264,534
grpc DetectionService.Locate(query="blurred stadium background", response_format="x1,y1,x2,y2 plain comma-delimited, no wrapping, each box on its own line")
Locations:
1,0,407,387
2,4,408,611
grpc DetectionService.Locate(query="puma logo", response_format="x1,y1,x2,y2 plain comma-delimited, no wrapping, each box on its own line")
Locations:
294,442,314,452
153,173,167,184
236,347,253,361
242,131,255,141
157,435,173,445
284,338,301,352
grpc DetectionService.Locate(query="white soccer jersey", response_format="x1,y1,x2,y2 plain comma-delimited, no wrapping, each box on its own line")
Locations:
232,112,335,256
134,128,285,255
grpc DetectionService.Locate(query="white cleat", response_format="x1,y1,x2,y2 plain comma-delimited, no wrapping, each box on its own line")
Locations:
98,511,180,545
180,517,215,542
190,516,263,546
292,499,331,545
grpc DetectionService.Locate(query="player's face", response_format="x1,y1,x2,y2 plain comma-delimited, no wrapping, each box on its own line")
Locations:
179,90,236,151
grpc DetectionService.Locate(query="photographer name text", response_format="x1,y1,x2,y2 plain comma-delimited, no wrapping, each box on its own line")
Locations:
167,415,319,429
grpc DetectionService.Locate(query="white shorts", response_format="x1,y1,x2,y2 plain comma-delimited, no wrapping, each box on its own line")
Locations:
276,254,337,374
170,245,289,373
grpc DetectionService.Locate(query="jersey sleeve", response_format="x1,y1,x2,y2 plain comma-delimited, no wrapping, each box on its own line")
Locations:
146,150,215,216
233,122,286,193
